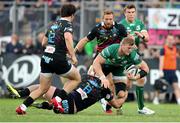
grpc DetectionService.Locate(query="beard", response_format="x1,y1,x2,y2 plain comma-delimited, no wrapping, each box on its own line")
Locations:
104,23,113,29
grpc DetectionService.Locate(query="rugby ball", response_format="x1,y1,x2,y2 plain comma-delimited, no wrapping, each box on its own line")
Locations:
125,65,140,76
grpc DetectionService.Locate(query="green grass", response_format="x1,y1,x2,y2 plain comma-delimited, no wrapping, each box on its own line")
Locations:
0,98,180,122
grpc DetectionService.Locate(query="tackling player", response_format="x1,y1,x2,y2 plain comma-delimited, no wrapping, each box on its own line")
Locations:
8,75,126,114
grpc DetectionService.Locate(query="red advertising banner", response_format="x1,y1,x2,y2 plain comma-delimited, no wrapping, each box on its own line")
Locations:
148,29,180,46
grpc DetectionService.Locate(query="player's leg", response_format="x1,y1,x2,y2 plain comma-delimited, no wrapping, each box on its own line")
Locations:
153,90,160,105
16,73,53,115
32,86,57,110
113,75,128,115
61,65,81,94
8,84,40,98
136,77,155,115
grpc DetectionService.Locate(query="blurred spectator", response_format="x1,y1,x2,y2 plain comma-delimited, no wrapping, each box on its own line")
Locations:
5,34,23,54
9,0,25,34
35,0,44,8
153,34,180,105
22,37,35,55
149,48,159,59
138,42,150,59
35,32,45,54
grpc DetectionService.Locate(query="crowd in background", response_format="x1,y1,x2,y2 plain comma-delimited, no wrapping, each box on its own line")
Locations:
0,0,180,58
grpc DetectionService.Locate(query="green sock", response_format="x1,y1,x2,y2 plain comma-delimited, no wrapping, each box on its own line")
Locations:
136,86,144,110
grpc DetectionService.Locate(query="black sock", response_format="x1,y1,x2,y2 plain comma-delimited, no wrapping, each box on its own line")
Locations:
23,96,34,107
18,88,30,97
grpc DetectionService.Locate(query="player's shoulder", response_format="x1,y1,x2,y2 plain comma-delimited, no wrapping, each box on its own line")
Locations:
95,22,103,28
130,49,140,59
116,21,125,28
106,44,120,52
135,18,144,24
109,43,120,48
58,19,72,26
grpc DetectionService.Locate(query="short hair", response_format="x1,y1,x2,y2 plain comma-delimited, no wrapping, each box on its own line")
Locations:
166,33,174,38
121,36,135,46
103,9,114,18
60,4,76,17
124,4,136,12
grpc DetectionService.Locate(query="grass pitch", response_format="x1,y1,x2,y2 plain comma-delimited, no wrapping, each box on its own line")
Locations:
0,98,180,122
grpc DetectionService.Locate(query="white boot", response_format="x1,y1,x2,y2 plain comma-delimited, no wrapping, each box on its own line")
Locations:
153,97,159,105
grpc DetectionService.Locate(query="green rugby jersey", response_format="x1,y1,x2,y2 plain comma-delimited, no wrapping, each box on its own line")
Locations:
100,44,141,69
120,18,146,46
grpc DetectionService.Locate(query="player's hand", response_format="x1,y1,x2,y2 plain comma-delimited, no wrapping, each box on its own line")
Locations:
127,73,140,81
100,76,110,88
134,31,144,38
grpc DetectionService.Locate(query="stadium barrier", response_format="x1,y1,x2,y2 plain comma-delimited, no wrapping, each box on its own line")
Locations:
1,53,180,92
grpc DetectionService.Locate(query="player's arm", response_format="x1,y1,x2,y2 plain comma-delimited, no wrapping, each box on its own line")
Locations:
42,35,48,47
64,32,77,65
93,54,106,78
134,21,149,42
137,60,149,73
128,51,149,80
140,30,149,42
109,97,126,109
129,60,149,80
74,37,89,53
75,26,97,53
134,30,149,42
92,54,110,88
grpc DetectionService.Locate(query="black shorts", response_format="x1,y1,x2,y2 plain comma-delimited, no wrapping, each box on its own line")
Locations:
115,83,127,95
101,64,117,76
41,54,72,75
163,70,178,85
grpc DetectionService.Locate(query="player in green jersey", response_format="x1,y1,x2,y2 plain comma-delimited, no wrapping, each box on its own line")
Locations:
120,4,149,46
92,36,155,115
119,4,154,115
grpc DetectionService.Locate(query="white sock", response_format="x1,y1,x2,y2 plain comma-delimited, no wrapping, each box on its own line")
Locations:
154,97,159,101
20,104,27,111
177,98,180,105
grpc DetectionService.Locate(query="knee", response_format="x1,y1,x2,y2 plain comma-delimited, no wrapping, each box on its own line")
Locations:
136,77,145,86
117,91,126,98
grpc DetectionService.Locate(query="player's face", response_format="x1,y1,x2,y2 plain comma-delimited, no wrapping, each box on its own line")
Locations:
122,44,134,55
125,8,136,22
166,35,175,47
103,14,114,29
